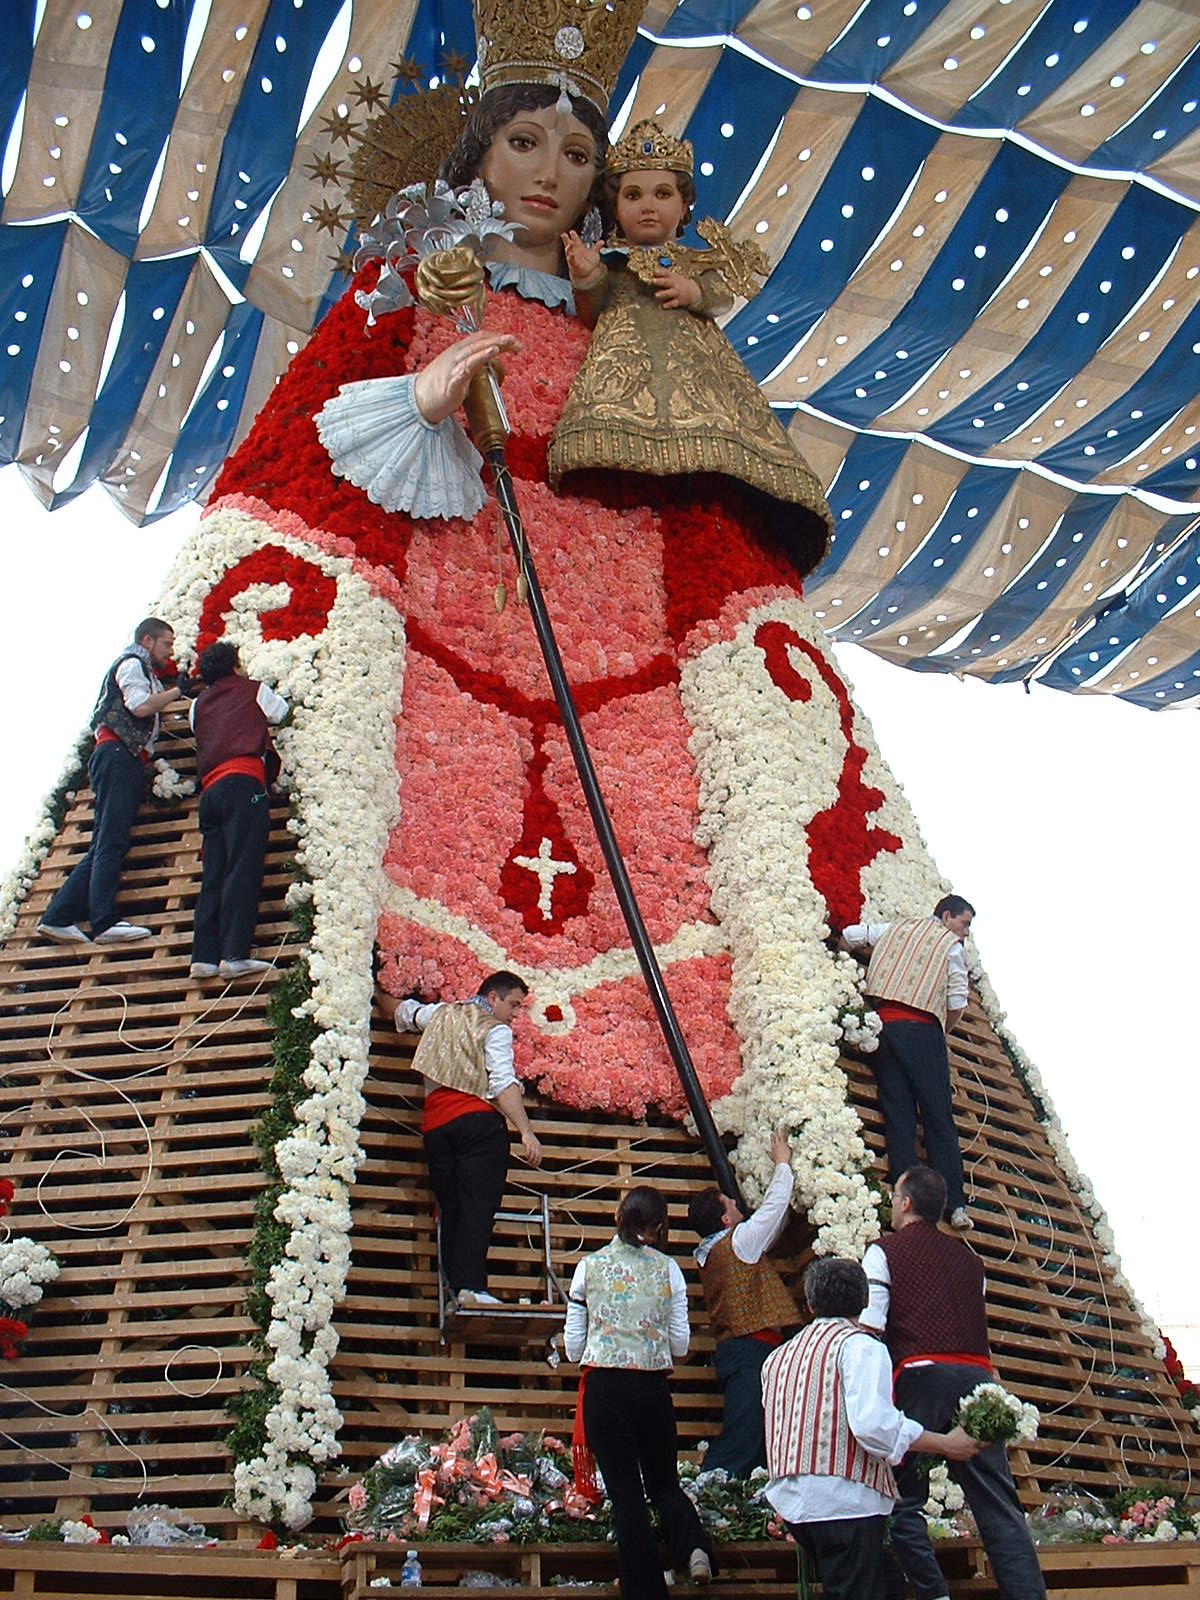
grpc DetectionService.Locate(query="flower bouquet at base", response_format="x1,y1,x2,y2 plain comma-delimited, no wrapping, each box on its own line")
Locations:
680,1462,787,1543
344,1409,607,1544
953,1381,1039,1446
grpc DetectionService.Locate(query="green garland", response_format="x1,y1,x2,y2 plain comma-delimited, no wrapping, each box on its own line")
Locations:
225,889,317,1477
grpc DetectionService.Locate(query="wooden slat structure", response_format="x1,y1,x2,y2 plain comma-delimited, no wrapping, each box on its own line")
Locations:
1,709,1198,1574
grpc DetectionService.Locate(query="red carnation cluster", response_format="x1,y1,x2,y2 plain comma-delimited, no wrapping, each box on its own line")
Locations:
1162,1333,1200,1408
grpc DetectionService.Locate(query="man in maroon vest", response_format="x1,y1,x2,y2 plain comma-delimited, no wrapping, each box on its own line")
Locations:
188,643,288,980
688,1131,800,1476
862,1166,1047,1600
762,1257,977,1600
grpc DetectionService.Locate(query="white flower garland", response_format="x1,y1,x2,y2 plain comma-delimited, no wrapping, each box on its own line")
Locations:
0,732,90,949
680,596,887,1256
156,505,405,1527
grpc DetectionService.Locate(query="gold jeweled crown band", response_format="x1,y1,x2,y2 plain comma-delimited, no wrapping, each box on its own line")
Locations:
607,119,694,178
473,0,646,115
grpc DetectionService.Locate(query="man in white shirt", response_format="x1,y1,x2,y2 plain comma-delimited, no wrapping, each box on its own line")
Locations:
40,618,179,946
840,895,974,1230
379,973,542,1307
687,1132,800,1476
763,1257,977,1600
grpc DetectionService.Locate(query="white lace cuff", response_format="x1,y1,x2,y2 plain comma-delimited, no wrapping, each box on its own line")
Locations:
314,375,486,522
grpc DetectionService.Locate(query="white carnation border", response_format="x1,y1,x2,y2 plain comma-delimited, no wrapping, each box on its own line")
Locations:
155,505,405,1528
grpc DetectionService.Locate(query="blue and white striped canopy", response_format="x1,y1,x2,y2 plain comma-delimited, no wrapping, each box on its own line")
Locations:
4,0,1200,706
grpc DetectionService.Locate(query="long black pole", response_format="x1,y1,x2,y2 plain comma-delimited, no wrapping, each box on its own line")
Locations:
482,449,745,1208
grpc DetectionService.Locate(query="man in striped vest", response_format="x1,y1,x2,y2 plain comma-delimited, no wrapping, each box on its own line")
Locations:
763,1258,977,1600
841,894,975,1230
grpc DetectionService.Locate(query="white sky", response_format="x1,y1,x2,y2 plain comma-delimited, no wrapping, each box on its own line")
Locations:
1,463,1195,1373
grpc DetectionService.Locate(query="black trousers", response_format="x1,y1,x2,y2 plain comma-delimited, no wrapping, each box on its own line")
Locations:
785,1513,886,1600
890,1362,1047,1600
584,1368,712,1600
192,775,272,964
871,1019,965,1212
45,741,145,936
702,1335,772,1477
423,1110,509,1293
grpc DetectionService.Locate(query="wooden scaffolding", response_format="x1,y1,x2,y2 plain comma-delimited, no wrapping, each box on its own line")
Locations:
0,708,1196,1564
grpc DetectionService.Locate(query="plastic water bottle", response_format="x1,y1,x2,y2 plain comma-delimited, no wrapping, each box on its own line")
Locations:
400,1549,422,1588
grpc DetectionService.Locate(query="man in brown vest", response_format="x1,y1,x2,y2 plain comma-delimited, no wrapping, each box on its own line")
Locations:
381,973,542,1308
687,1131,800,1476
841,895,974,1230
861,1166,1047,1600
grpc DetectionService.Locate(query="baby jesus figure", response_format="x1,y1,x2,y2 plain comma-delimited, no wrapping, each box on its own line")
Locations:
548,119,828,561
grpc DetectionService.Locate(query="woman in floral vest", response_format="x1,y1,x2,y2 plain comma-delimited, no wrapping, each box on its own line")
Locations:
563,1187,714,1596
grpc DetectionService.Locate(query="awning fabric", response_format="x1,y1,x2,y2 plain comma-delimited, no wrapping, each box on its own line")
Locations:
4,0,1200,705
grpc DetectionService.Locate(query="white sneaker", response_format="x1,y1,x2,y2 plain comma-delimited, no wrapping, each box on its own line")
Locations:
948,1206,973,1232
93,921,151,943
190,962,220,980
688,1549,712,1585
456,1289,503,1308
218,958,275,978
38,922,91,944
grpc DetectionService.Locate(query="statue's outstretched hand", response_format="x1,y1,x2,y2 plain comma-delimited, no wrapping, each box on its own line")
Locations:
562,230,601,283
412,329,521,426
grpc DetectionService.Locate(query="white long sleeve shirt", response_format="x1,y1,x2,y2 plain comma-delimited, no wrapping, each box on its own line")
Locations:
396,997,517,1099
765,1330,923,1524
114,654,164,753
693,1161,794,1268
842,919,969,1011
562,1253,690,1364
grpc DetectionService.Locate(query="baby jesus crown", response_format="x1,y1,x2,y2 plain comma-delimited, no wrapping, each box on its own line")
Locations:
607,119,694,179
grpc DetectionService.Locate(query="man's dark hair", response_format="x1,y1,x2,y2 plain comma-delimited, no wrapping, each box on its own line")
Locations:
804,1258,869,1319
134,617,172,646
898,1166,947,1224
934,893,975,921
687,1188,726,1238
197,642,240,684
616,1185,668,1249
441,83,607,197
479,970,529,1002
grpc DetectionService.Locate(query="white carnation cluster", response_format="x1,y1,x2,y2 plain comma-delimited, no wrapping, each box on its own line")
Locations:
923,1460,966,1520
681,596,885,1258
0,1235,60,1311
157,508,405,1528
151,759,196,802
832,949,881,1053
60,1519,103,1545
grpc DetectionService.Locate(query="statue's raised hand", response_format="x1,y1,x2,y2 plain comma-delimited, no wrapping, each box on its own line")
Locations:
412,329,521,426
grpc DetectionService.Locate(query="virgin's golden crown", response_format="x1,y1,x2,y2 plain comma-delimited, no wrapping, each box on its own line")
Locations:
473,0,646,114
607,119,693,178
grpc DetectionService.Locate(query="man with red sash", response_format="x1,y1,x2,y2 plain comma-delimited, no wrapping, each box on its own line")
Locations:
687,1131,800,1476
40,618,179,947
841,894,974,1230
188,643,288,980
763,1257,976,1600
382,974,542,1307
862,1166,1047,1600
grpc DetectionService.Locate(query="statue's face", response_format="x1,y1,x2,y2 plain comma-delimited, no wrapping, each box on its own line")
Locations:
480,103,597,254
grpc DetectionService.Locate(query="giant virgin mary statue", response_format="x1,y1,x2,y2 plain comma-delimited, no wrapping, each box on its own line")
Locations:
150,0,970,1522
